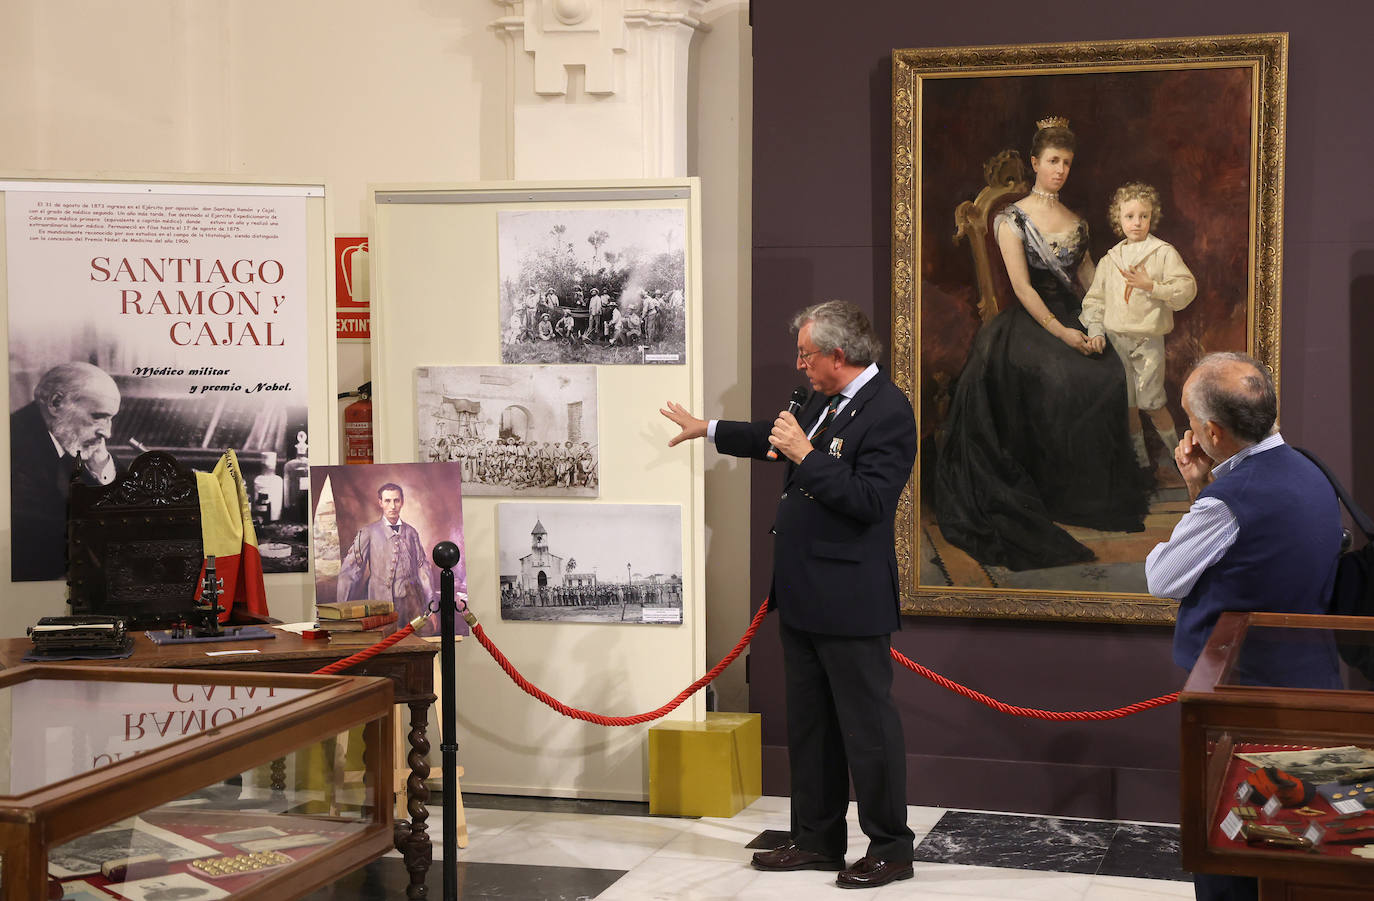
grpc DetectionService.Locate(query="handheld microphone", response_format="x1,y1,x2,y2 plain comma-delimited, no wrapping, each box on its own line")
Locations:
766,386,811,460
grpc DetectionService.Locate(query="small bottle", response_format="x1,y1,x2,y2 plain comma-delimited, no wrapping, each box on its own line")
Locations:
283,430,310,520
252,451,283,522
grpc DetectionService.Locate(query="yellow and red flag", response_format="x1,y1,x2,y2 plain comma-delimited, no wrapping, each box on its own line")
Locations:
195,449,268,621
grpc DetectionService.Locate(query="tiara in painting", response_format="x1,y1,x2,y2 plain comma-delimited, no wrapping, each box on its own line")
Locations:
1035,116,1070,131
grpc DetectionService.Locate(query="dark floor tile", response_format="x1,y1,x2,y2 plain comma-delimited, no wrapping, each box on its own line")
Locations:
746,829,791,850
915,811,1117,874
462,793,654,818
301,856,626,901
1099,823,1191,882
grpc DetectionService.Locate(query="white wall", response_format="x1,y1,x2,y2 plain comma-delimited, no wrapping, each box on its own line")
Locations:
0,0,753,759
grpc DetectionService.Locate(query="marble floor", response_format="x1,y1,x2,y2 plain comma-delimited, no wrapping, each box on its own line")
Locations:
304,794,1196,900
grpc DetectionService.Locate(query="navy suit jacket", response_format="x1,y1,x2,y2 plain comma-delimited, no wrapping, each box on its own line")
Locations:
715,368,917,636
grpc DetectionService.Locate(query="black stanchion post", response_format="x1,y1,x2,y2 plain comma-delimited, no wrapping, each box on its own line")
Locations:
432,540,461,901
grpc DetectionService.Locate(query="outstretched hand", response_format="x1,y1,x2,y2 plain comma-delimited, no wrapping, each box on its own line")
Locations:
660,401,707,447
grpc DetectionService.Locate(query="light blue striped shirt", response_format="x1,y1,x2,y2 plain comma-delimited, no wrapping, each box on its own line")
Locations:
1144,432,1286,600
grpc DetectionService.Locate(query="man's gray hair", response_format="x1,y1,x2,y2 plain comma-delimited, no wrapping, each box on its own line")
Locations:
34,361,115,404
1184,351,1277,446
790,300,882,367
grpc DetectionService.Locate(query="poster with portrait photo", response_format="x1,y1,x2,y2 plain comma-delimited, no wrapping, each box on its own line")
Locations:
416,365,598,497
497,208,686,365
4,186,313,581
309,462,468,638
497,503,683,625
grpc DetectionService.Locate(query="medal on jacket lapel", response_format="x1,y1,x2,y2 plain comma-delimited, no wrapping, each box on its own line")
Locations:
828,438,843,458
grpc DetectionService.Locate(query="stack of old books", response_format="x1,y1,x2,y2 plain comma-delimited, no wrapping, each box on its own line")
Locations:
315,600,398,645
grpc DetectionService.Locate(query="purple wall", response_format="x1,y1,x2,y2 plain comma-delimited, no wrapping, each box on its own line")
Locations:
749,3,1374,822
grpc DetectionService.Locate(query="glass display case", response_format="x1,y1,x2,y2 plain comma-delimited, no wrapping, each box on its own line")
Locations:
1181,611,1374,898
0,663,394,901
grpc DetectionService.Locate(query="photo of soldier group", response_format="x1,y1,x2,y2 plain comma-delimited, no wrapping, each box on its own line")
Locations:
426,436,597,492
415,365,598,498
497,503,684,625
500,576,682,615
497,207,687,365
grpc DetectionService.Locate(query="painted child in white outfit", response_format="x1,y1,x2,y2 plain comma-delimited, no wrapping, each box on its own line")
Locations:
1080,182,1197,474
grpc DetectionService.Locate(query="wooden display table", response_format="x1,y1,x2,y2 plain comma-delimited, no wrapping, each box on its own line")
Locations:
0,630,438,900
1181,611,1374,900
0,663,394,901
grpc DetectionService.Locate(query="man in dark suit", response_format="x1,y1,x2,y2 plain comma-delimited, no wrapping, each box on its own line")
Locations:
10,362,122,582
661,300,917,889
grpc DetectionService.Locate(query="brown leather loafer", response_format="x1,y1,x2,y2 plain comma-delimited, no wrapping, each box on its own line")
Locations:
835,856,913,889
750,841,845,872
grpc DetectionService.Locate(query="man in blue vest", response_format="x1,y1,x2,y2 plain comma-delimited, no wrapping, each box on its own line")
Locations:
1147,351,1341,901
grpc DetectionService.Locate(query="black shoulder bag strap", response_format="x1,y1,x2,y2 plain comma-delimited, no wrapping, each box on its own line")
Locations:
1293,446,1374,542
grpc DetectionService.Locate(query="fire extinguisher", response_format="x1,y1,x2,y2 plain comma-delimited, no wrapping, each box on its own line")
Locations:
340,381,373,465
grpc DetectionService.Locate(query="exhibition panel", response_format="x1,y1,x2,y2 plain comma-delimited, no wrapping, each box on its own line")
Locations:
369,180,705,801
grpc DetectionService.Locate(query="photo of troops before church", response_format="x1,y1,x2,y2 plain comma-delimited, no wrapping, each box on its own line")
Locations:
415,365,598,497
497,503,683,625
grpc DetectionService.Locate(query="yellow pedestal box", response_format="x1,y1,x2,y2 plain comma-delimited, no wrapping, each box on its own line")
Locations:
648,712,762,817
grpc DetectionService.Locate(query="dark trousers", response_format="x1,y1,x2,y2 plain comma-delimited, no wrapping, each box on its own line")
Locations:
1193,873,1257,901
779,621,914,862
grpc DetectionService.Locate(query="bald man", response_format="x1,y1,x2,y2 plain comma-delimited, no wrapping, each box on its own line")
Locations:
1146,352,1341,901
10,362,122,581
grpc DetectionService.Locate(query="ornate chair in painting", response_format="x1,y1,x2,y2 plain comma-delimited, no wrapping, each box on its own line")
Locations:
953,149,1030,324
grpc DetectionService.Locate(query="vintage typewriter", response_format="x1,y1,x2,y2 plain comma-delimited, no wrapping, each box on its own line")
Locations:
27,615,132,657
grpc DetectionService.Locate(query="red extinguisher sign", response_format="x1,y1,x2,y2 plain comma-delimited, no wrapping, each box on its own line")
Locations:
335,236,371,341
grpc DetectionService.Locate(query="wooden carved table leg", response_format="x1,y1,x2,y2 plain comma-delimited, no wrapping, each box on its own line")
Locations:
393,699,432,900
270,757,287,795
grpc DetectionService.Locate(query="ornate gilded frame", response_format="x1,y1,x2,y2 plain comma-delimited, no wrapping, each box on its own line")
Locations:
891,34,1287,623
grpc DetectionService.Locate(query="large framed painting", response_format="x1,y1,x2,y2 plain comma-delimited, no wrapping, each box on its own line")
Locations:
891,34,1286,623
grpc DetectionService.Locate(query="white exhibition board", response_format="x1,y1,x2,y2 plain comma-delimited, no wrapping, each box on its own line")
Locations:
0,175,338,632
371,180,705,800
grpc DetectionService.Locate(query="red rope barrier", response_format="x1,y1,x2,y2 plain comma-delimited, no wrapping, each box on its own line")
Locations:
317,597,1180,723
312,622,418,675
889,647,1179,720
469,600,772,726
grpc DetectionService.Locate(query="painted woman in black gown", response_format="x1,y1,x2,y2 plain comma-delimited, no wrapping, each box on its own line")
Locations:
934,119,1149,571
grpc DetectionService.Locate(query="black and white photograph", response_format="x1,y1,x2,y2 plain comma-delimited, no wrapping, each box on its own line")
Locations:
58,881,113,901
497,503,684,625
49,818,219,878
416,365,598,497
5,188,314,581
1235,745,1374,784
106,873,229,901
497,207,687,365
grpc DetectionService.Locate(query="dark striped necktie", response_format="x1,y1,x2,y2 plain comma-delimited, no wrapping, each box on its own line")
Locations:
811,394,843,444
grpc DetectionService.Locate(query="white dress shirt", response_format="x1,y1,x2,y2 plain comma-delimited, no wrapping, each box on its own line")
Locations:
708,363,879,444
